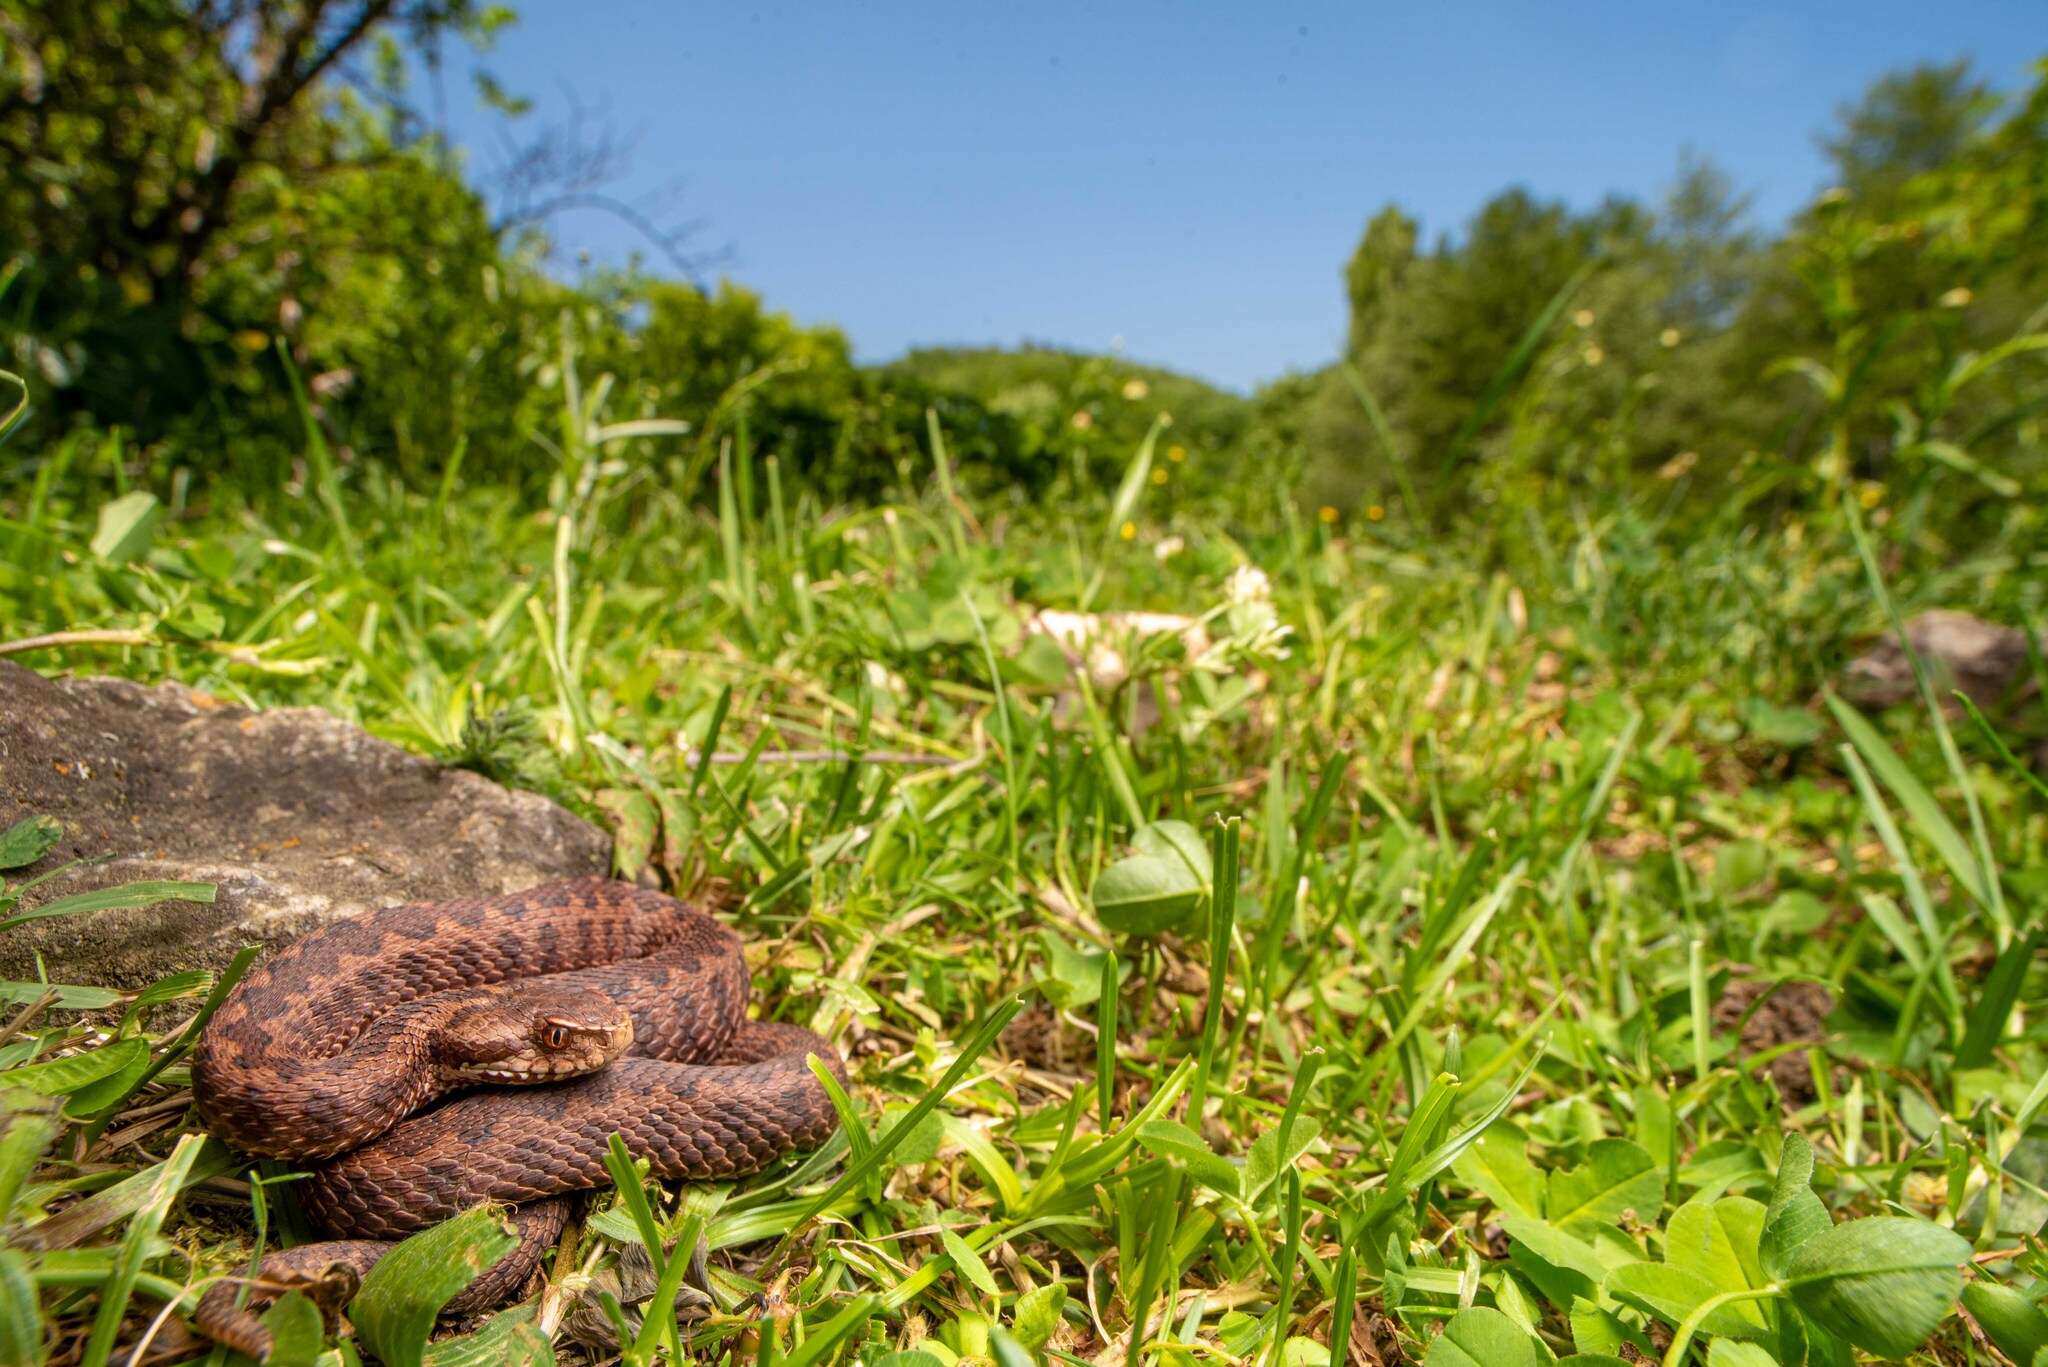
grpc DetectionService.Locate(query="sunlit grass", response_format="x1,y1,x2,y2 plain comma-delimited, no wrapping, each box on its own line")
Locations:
0,373,2043,1365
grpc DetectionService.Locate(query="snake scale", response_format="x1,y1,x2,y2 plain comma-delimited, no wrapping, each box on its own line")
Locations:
187,878,844,1360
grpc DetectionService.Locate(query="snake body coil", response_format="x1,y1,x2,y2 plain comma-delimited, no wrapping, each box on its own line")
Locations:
188,879,843,1359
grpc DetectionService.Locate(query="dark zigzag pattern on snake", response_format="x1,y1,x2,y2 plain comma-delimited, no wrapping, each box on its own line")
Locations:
187,878,844,1360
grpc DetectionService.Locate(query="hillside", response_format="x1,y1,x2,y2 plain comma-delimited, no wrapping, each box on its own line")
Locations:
882,344,1254,463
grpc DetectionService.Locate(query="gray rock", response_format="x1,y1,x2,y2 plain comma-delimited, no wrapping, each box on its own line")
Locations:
0,661,610,986
1841,609,2038,710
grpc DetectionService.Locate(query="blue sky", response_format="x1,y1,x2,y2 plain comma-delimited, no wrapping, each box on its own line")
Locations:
434,3,2044,391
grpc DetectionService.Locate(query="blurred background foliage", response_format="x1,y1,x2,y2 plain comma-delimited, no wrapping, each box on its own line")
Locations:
2,4,2044,546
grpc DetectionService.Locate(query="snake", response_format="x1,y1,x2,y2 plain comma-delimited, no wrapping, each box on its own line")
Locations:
186,878,845,1361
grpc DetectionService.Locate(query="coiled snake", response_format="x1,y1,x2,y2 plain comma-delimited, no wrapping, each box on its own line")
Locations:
187,878,844,1360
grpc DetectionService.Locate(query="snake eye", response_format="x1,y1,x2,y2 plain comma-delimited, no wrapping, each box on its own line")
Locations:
540,1023,572,1051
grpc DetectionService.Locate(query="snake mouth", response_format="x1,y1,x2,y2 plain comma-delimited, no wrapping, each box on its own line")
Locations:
448,1059,596,1084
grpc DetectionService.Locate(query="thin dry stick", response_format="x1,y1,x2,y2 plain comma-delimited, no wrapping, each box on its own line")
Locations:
0,990,55,1049
0,628,154,657
690,748,953,766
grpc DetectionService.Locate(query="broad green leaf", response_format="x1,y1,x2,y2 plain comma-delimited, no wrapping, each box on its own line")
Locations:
0,816,60,872
1033,928,1106,1010
941,1227,1000,1297
1547,1138,1663,1234
1740,698,1821,748
1425,1306,1547,1367
1712,840,1770,898
1501,1214,1609,1284
1216,1310,1263,1357
1760,1133,1830,1279
1569,1299,1645,1358
869,1356,946,1367
1662,1199,1770,1330
594,788,659,880
1450,1122,1544,1220
1133,820,1211,888
1705,1343,1780,1366
351,1205,518,1367
1244,1115,1323,1203
1010,1283,1067,1352
422,1302,555,1367
1780,1216,1970,1359
1277,1338,1329,1367
90,490,159,562
880,1105,946,1168
1091,854,1204,935
1961,1281,2048,1365
0,1098,58,1223
1135,1118,1239,1194
162,602,225,640
991,1327,1036,1367
1508,1239,1600,1312
260,1291,329,1367
1607,1262,1770,1341
1755,892,1829,944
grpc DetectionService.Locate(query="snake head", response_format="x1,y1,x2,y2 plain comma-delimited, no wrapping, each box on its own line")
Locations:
438,984,634,1084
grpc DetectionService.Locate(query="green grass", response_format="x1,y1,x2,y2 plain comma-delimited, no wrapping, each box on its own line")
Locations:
0,379,2044,1366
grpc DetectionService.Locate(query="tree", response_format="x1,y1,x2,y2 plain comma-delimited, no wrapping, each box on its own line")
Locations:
1819,59,2000,199
2,0,509,310
1342,207,1418,358
1656,151,1757,330
0,0,511,427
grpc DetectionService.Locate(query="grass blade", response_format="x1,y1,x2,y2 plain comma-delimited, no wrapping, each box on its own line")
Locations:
77,1132,207,1367
776,997,1025,1258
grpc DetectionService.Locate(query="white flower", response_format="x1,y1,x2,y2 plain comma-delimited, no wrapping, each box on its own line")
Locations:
864,660,907,695
1225,564,1272,605
1153,535,1185,562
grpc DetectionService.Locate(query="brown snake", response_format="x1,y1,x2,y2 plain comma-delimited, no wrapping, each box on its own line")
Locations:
186,878,844,1360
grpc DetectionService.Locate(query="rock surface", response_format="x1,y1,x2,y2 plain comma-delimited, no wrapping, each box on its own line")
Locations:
0,661,610,986
1841,609,2037,709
